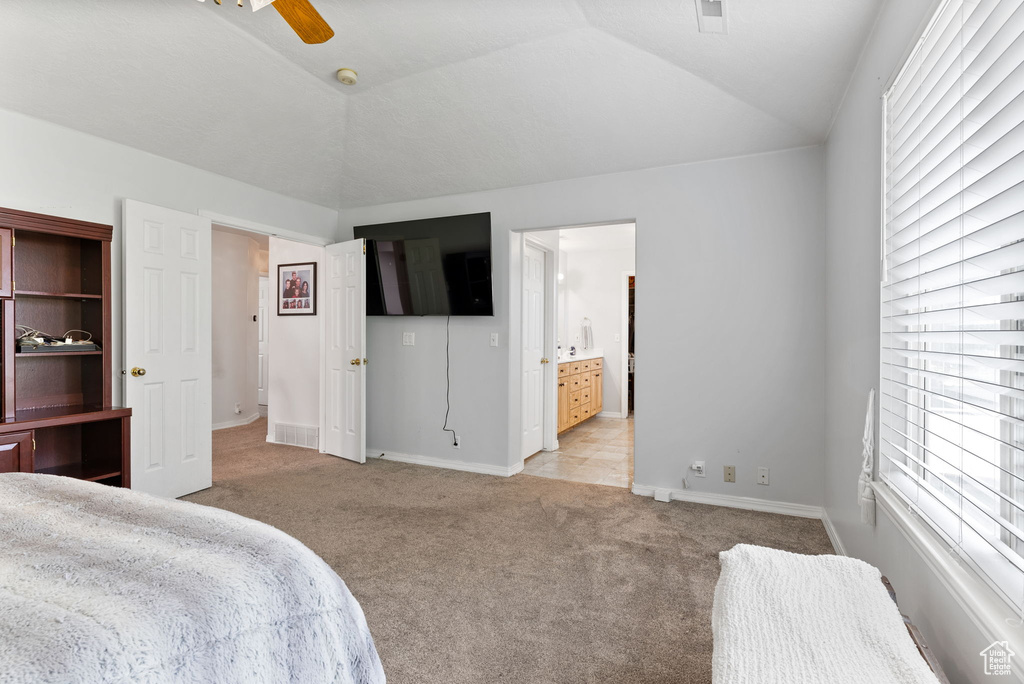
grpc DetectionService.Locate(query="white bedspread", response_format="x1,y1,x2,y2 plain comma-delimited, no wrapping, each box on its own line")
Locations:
712,544,938,684
0,473,385,684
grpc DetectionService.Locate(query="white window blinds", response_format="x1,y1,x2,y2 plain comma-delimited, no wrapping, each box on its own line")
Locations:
881,0,1024,610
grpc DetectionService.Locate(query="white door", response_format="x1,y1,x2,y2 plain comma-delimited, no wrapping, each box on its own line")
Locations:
521,243,546,458
323,239,366,462
123,199,213,498
257,276,269,406
404,238,449,315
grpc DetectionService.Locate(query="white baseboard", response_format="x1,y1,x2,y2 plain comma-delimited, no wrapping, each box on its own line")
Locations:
596,411,626,419
821,509,847,555
212,412,260,431
366,448,524,478
631,483,823,519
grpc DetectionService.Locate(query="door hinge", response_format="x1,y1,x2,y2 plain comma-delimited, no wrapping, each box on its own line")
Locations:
32,439,36,451
363,241,366,255
11,236,14,247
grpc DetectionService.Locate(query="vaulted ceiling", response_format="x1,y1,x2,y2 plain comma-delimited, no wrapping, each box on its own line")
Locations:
0,1,883,208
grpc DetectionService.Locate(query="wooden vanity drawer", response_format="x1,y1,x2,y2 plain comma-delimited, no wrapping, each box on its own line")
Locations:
581,359,592,371
580,403,592,420
570,374,581,390
580,371,592,387
570,389,582,406
592,358,603,369
570,362,582,375
558,364,570,377
581,387,591,404
570,408,581,425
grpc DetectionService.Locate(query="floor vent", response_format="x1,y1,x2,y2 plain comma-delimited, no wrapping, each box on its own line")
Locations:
274,423,319,449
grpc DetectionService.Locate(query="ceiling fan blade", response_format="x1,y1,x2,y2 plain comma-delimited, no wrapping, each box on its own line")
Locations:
272,0,334,44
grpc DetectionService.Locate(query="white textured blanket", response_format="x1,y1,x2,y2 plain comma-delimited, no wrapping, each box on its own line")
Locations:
712,544,938,684
0,473,385,684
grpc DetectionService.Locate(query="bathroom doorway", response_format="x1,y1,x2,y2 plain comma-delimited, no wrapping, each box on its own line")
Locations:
519,222,635,488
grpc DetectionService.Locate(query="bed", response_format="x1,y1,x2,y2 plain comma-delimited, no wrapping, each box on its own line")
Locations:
0,473,385,684
712,544,943,684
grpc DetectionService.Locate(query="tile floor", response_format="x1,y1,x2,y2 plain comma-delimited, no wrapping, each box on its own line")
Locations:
522,415,634,488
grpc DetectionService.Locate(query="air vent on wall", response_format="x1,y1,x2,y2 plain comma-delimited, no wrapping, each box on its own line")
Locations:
695,0,727,34
274,423,319,449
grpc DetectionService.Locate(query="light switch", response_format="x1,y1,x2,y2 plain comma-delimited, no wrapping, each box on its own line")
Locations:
403,332,415,346
490,333,499,347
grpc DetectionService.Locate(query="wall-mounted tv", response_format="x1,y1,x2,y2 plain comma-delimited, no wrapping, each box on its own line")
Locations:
354,212,493,317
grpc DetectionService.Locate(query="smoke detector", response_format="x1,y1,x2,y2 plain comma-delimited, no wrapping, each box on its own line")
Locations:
336,68,358,86
695,0,727,34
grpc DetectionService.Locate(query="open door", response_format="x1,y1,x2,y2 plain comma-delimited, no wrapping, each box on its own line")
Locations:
521,242,546,459
323,238,366,462
123,200,213,498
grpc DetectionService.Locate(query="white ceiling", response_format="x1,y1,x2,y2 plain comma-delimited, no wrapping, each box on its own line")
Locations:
0,0,883,209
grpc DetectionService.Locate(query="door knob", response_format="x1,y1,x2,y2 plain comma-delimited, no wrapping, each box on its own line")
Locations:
363,358,368,365
131,367,147,377
540,358,549,364
350,359,361,366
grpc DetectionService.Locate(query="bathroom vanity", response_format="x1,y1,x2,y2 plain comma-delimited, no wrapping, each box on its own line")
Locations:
556,353,603,433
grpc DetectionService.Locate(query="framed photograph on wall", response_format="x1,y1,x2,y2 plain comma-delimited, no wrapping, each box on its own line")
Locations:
277,262,316,315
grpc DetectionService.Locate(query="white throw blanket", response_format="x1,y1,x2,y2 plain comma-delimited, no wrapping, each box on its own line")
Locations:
859,388,877,525
0,473,385,684
712,544,938,684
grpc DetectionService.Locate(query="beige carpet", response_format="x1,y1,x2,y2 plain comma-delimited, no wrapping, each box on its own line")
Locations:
188,419,833,684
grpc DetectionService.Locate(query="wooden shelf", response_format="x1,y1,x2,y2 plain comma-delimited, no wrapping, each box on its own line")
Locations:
0,405,129,431
16,350,102,358
15,291,102,299
0,206,130,489
36,462,121,482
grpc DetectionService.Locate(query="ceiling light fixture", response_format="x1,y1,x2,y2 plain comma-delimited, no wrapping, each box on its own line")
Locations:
196,0,334,44
336,69,358,86
694,0,728,34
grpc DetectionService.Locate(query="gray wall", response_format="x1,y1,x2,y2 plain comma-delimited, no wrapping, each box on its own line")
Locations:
343,144,827,506
0,107,339,407
822,1,1007,681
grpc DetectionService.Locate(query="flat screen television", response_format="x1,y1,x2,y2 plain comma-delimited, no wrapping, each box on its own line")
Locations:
354,212,493,316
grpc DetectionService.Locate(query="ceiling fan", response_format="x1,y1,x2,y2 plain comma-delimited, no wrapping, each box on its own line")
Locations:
197,0,334,44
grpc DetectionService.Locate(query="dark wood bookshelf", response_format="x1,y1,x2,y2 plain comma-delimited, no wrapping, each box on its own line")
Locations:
36,463,122,482
15,291,103,299
16,350,103,357
0,206,131,488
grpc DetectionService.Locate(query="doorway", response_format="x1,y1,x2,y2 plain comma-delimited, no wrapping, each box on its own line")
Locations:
123,201,367,499
257,275,270,413
518,222,636,488
210,225,271,480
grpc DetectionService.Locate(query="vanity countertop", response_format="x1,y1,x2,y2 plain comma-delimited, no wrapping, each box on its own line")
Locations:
557,348,604,364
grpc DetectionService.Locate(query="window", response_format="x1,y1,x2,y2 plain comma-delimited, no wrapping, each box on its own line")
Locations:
881,0,1024,610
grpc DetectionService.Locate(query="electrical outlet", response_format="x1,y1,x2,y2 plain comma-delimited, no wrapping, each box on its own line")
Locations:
691,461,706,477
453,434,461,449
757,467,770,485
724,465,736,483
490,333,499,347
403,332,415,346
234,402,242,415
